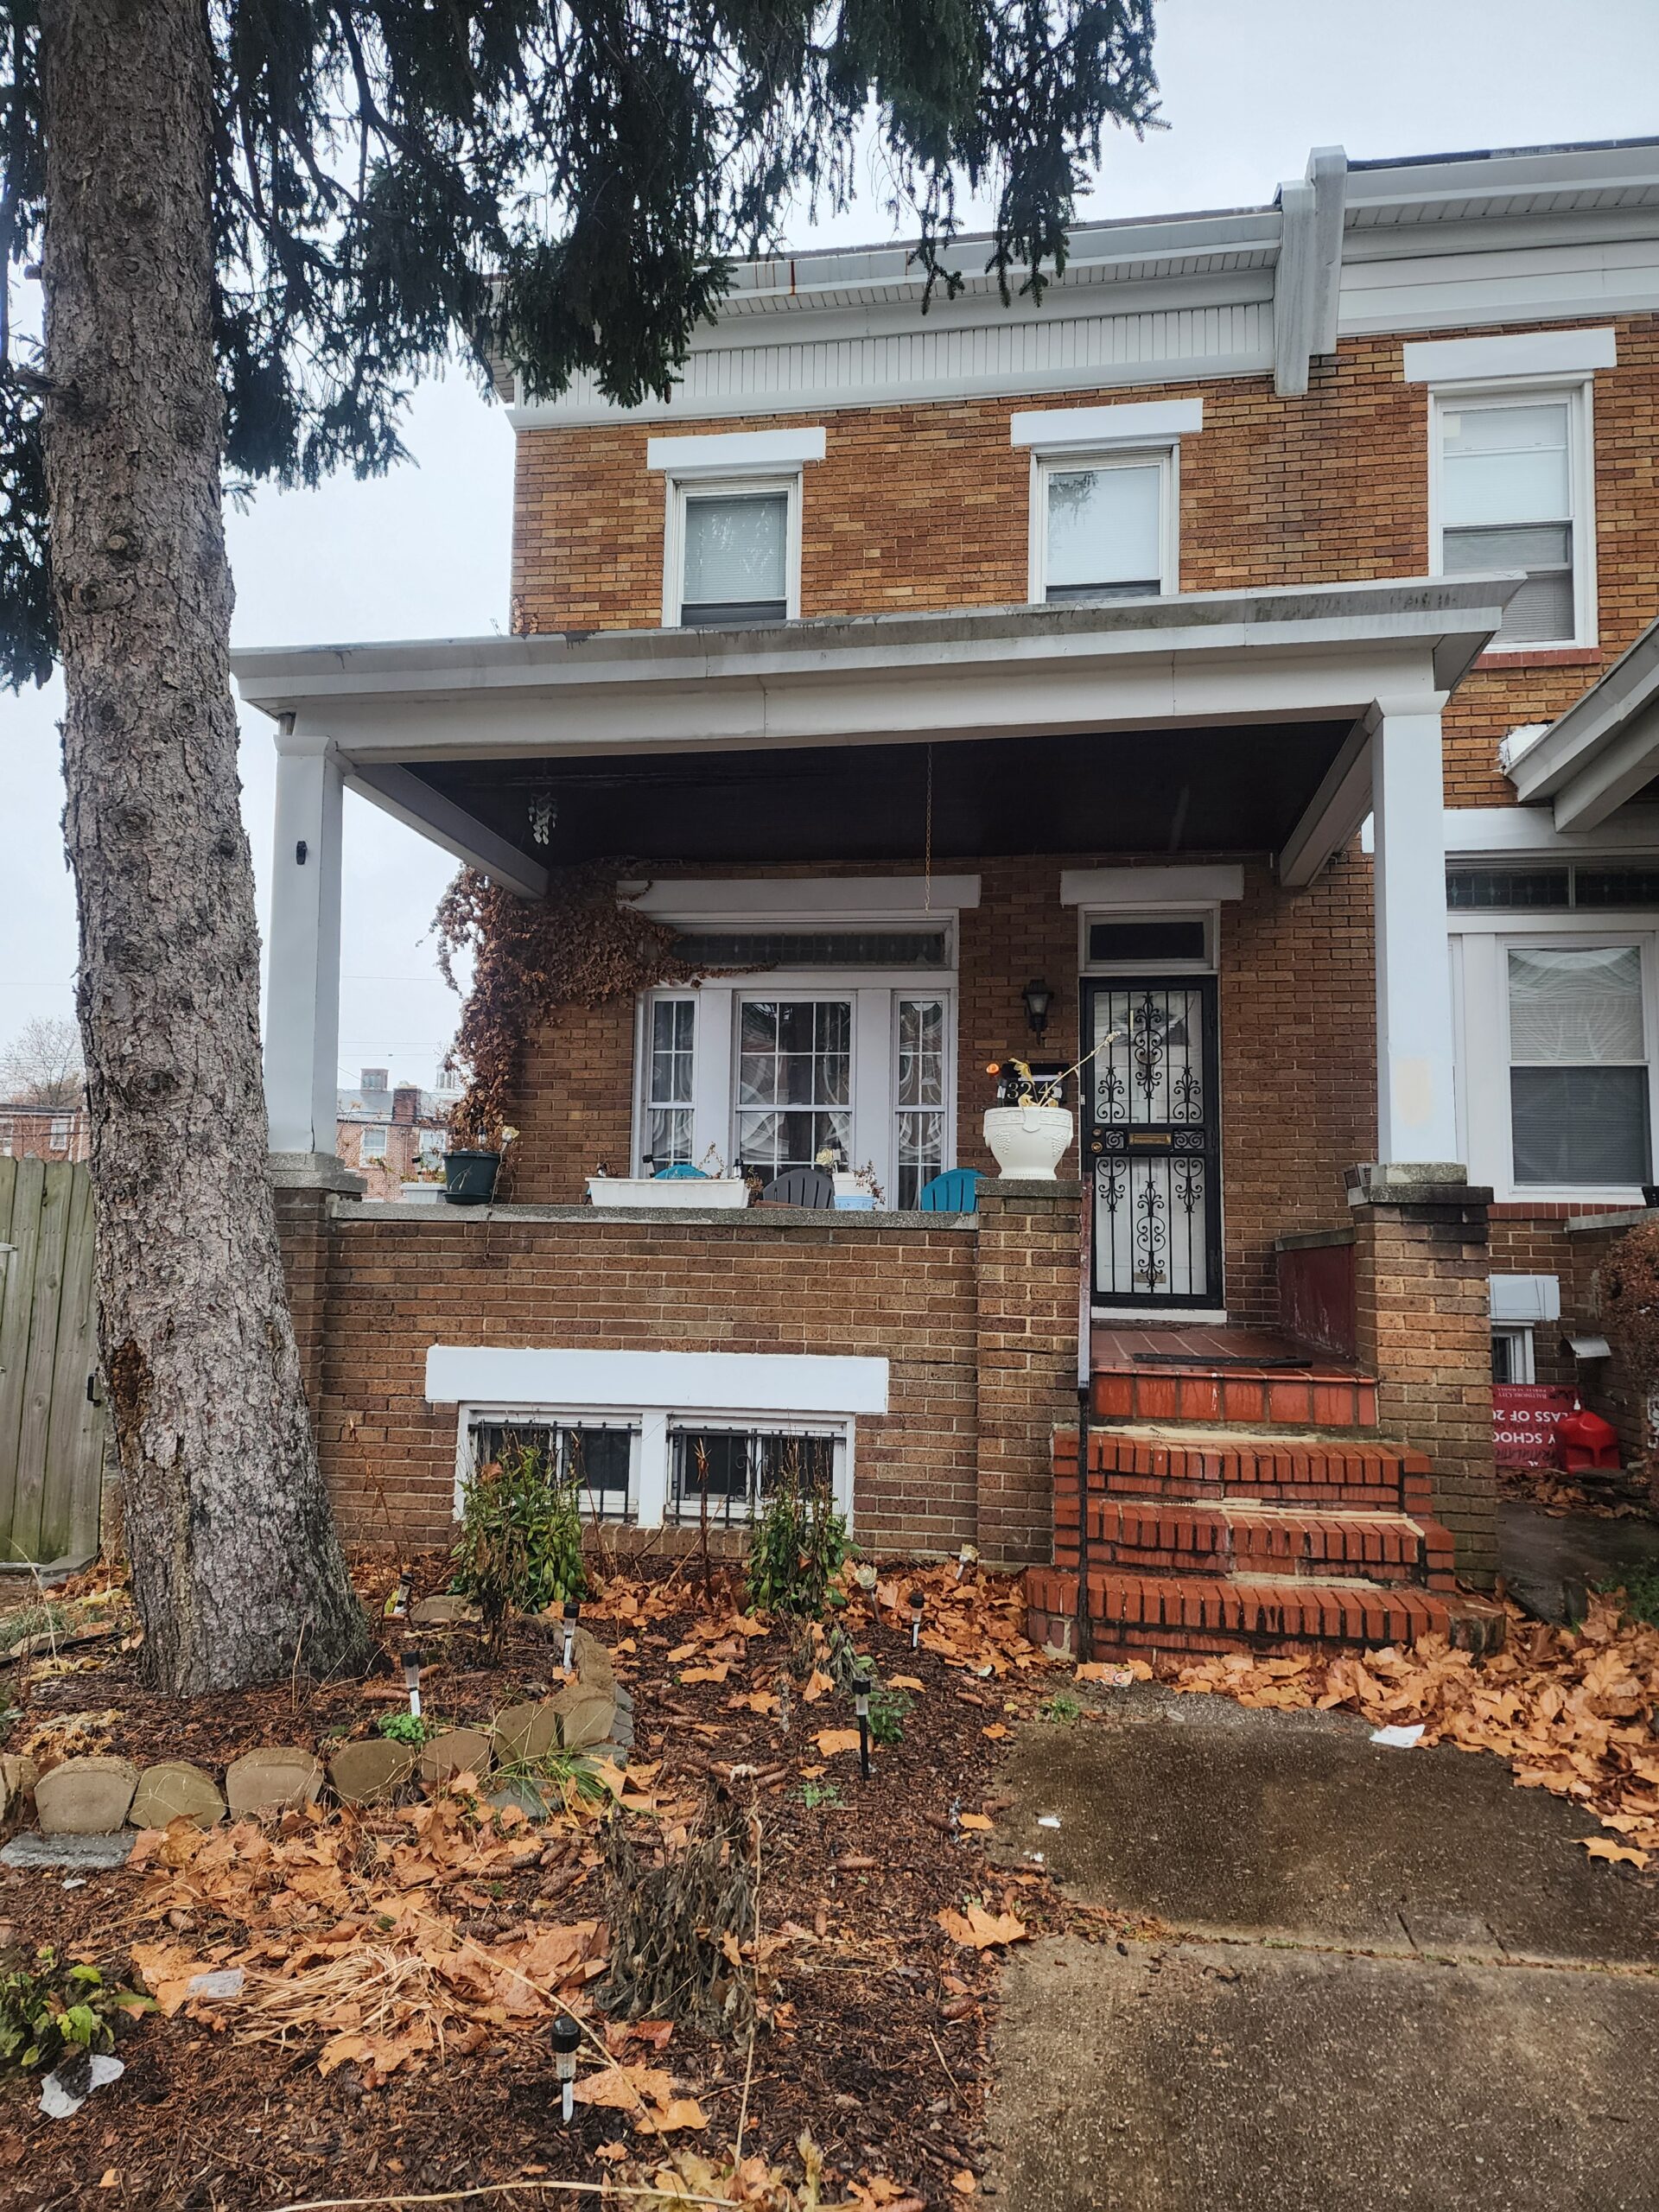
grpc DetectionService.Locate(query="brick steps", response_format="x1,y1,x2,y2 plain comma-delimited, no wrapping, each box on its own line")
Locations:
1027,1562,1503,1659
1054,1426,1436,1514
1090,1364,1377,1430
1034,1422,1500,1661
1060,1496,1457,1588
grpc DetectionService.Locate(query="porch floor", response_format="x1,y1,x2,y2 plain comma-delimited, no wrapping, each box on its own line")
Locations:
1090,1323,1376,1430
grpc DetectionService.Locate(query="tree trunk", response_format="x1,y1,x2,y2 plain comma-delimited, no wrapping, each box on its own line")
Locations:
37,0,369,1692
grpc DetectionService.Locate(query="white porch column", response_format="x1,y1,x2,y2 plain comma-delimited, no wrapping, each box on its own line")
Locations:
1370,700,1462,1169
265,726,344,1160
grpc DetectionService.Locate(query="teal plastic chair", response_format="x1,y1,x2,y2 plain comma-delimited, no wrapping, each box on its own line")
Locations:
918,1167,983,1212
652,1161,709,1179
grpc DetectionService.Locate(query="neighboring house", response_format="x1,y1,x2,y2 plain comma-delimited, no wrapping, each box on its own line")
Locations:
334,1067,454,1200
0,1103,91,1161
244,136,1659,1653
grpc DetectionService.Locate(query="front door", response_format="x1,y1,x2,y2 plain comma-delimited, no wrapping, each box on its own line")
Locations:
1084,977,1223,1310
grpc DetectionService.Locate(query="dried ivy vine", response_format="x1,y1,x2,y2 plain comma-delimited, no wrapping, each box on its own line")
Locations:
1597,1217,1659,1452
433,863,702,1154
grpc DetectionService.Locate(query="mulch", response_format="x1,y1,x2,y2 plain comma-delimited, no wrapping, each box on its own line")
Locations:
0,1552,1101,2210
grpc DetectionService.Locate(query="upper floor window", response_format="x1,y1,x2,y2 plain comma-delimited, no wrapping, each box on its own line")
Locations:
650,430,823,631
359,1123,389,1160
1031,449,1173,604
671,480,795,627
1433,387,1594,649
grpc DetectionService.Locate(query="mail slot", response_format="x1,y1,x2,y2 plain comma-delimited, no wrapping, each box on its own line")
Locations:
1128,1132,1173,1149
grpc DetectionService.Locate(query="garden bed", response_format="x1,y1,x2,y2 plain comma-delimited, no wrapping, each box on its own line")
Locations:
0,1552,1096,2210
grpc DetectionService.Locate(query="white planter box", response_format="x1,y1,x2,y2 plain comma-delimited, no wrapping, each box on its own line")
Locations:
399,1182,445,1204
983,1105,1074,1180
587,1175,750,1210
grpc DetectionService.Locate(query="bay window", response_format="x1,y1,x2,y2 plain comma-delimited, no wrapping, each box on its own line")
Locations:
735,999,852,1178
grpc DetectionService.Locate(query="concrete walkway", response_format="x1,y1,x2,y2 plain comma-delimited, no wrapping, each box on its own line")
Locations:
984,1686,1659,2211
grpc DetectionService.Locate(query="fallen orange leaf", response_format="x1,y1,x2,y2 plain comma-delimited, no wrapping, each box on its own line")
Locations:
938,1904,1028,1949
887,1675,925,1693
1581,1836,1649,1867
636,2096,709,2135
957,1813,995,1833
982,1724,1008,1740
814,1728,862,1757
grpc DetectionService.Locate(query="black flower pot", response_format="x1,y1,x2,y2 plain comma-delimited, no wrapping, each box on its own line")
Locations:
444,1149,500,1205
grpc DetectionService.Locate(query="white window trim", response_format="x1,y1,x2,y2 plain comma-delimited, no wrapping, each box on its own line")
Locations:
1453,918,1658,1204
1427,376,1599,652
1027,445,1179,605
647,427,826,477
1403,328,1617,385
661,470,803,629
1011,397,1205,453
636,974,957,1202
1491,1324,1537,1386
359,1124,390,1160
451,1400,855,1530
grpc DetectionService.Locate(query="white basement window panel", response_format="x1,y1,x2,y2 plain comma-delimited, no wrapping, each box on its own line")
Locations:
427,1345,890,1416
466,1415,641,1522
1432,385,1595,649
1031,448,1175,604
668,1423,846,1527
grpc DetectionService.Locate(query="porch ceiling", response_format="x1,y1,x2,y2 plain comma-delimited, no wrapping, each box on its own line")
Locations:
406,721,1353,867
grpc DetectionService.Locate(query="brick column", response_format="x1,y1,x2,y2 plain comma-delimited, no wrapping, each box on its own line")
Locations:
270,1153,359,1415
975,1179,1083,1567
1349,1166,1496,1586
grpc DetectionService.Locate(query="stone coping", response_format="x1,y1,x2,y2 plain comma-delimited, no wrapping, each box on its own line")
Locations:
328,1197,979,1230
1274,1226,1357,1251
1563,1207,1657,1236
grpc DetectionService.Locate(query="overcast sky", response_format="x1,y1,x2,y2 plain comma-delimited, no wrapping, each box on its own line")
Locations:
4,0,1659,1093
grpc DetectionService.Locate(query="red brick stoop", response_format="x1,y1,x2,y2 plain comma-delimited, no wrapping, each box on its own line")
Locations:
1032,1426,1505,1660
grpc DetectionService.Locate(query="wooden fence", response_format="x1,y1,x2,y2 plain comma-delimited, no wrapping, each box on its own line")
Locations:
0,1157,106,1569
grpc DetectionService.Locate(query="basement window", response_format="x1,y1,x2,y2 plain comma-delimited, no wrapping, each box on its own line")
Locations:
468,1418,639,1522
667,1425,842,1526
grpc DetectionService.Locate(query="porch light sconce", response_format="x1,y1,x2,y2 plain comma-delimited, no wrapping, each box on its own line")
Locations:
1022,979,1052,1039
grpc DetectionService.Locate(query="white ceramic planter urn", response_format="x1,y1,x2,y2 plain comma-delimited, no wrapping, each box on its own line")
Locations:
982,1104,1074,1180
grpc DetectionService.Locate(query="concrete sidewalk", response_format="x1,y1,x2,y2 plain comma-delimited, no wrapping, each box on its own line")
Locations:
984,1686,1659,2211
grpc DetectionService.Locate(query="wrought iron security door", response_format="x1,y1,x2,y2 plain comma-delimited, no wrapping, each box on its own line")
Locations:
1084,977,1222,1309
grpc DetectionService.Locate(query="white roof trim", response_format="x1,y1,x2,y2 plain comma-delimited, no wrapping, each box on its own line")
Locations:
627,874,980,917
1441,804,1659,855
1509,612,1659,830
425,1345,888,1416
1402,327,1617,384
1060,864,1243,906
1010,398,1204,452
646,427,825,476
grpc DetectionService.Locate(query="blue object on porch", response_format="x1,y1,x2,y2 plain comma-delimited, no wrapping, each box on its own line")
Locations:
834,1192,877,1211
918,1168,983,1212
652,1161,709,1179
758,1166,836,1209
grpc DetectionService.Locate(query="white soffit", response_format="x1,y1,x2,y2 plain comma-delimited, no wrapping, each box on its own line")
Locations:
1061,863,1244,906
628,874,981,916
646,427,826,476
1402,327,1617,384
1011,398,1205,451
425,1345,889,1416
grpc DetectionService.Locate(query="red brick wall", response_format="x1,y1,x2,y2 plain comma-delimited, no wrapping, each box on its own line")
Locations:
510,315,1659,816
307,1207,982,1555
508,849,1376,1326
1353,1190,1497,1583
975,1181,1084,1566
336,1121,446,1204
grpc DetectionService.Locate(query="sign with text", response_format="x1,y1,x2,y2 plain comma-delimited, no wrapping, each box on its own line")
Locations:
1493,1383,1574,1469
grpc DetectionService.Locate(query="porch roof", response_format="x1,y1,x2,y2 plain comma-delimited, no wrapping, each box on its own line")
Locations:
233,574,1517,894
1507,610,1659,832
